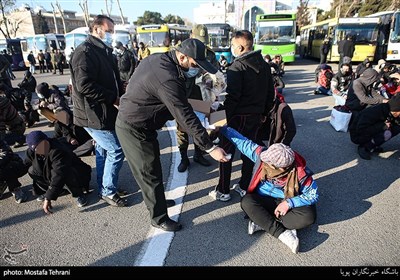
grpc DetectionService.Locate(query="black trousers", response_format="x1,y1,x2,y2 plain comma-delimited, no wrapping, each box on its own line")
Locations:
28,166,85,199
115,118,168,225
0,158,27,191
216,114,262,194
241,193,317,238
176,124,202,155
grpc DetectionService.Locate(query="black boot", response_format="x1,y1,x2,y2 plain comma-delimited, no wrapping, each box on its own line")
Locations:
193,146,211,166
178,150,190,172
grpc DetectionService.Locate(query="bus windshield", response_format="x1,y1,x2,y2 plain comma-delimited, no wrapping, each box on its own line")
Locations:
137,32,168,47
207,26,230,48
114,31,130,46
257,21,295,44
390,13,400,43
334,23,379,44
35,37,47,51
65,33,87,48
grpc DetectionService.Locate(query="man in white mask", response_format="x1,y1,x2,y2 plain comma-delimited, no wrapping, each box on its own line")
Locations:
69,15,127,208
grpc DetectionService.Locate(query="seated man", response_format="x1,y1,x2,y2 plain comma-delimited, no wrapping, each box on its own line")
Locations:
330,63,353,106
24,131,91,214
0,94,26,148
0,140,28,203
350,94,400,160
219,126,318,254
33,82,70,125
53,110,94,157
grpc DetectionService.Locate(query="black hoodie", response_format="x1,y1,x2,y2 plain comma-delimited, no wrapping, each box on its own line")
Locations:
224,50,275,119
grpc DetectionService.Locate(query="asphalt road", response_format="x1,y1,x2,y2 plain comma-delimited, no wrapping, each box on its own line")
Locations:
0,59,398,271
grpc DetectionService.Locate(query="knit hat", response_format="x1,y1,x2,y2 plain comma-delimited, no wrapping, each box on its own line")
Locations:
26,131,48,150
115,41,123,48
388,94,400,112
191,24,209,44
36,82,50,99
260,143,295,168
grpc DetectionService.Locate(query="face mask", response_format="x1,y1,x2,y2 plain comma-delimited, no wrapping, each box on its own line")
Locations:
102,32,113,47
184,67,200,78
231,46,237,58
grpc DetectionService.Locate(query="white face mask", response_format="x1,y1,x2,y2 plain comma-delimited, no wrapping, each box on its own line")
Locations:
231,45,239,58
102,32,113,47
184,67,200,78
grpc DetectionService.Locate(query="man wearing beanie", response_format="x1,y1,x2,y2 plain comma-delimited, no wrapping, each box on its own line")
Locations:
217,126,318,254
25,130,91,214
350,94,400,160
175,24,220,172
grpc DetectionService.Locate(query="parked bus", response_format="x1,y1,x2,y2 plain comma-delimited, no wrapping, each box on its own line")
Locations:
22,33,65,66
113,24,136,48
300,17,380,62
65,27,89,63
254,13,297,63
0,38,25,70
136,24,191,54
367,10,400,62
204,23,232,63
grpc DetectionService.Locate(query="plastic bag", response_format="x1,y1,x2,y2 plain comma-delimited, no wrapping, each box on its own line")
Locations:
329,106,352,132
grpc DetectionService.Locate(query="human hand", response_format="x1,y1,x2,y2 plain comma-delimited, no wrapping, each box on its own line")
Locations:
70,138,78,145
274,201,290,218
39,101,48,107
382,99,389,103
113,97,120,109
209,147,229,162
43,199,53,214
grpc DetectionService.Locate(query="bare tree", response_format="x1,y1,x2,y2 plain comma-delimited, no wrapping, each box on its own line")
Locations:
50,3,59,33
116,0,125,25
79,0,89,27
56,1,67,33
0,0,15,39
7,16,23,37
104,0,112,17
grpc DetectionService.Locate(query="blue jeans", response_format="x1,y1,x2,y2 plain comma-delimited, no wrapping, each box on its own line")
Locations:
84,128,124,196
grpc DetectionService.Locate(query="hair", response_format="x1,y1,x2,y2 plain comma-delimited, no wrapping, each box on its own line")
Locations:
232,30,253,49
89,14,114,33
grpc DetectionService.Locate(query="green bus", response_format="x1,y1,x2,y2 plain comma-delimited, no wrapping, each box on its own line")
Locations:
254,13,297,62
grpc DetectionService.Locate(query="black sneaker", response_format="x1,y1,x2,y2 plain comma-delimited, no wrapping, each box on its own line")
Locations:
12,189,27,204
102,193,127,207
76,195,88,207
358,146,371,160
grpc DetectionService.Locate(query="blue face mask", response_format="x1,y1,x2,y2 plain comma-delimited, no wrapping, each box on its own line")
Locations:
184,67,200,78
102,32,113,47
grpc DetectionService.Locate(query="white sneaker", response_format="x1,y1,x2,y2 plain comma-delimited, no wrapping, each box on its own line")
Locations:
208,189,231,202
230,184,246,198
248,220,263,235
278,229,299,254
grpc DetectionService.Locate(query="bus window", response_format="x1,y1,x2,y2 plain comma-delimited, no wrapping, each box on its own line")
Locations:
49,40,57,51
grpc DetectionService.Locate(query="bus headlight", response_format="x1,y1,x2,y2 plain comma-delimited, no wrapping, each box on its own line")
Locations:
387,50,398,54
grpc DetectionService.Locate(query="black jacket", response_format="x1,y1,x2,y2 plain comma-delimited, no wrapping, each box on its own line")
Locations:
224,50,275,119
345,68,385,112
70,35,123,130
117,49,136,82
118,51,213,151
349,103,396,144
25,139,91,201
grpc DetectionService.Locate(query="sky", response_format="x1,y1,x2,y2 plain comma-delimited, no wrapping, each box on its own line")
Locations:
15,0,212,22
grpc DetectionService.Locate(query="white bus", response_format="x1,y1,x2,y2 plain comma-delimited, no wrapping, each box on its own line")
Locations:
22,33,65,65
113,24,136,48
65,27,89,63
367,10,400,61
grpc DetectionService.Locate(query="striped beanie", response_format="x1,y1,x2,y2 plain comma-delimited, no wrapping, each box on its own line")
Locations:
260,143,295,168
